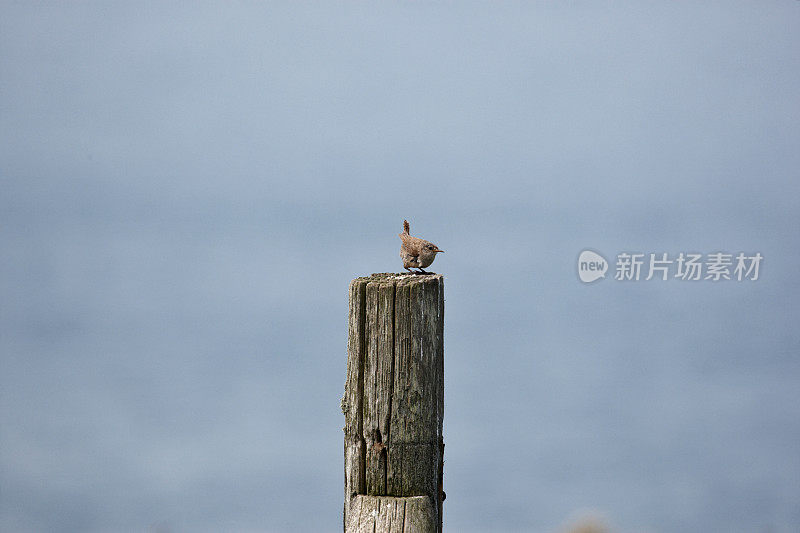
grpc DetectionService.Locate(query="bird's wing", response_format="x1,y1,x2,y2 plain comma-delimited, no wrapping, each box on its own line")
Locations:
399,233,422,256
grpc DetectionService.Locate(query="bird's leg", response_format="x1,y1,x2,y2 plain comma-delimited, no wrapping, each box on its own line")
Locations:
416,268,428,275
404,266,413,273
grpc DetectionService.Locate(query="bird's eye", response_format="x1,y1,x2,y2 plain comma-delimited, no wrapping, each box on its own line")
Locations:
427,245,434,250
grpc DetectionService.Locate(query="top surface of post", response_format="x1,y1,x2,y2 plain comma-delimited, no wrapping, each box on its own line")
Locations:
353,272,444,284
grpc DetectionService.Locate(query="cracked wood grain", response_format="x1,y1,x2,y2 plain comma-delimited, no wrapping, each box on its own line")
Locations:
343,273,444,533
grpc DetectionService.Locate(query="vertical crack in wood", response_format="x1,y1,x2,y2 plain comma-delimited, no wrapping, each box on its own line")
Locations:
390,278,410,497
372,286,380,489
367,282,376,494
372,498,378,533
386,283,395,495
358,281,367,493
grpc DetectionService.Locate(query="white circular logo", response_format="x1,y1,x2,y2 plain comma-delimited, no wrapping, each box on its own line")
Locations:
578,250,608,283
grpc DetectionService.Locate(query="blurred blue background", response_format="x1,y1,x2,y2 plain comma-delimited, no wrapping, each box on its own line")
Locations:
1,2,798,532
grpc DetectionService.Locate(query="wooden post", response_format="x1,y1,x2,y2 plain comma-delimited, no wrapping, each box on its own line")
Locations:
342,273,445,533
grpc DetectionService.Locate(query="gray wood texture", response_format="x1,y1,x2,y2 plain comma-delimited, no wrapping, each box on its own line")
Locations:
343,273,444,533
345,495,436,533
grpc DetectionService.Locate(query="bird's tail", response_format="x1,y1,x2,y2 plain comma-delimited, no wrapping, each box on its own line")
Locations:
402,220,410,235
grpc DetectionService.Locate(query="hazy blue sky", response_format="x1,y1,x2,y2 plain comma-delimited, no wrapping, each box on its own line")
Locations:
2,2,799,532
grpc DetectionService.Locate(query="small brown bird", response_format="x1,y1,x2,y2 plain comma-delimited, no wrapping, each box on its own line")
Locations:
399,220,444,274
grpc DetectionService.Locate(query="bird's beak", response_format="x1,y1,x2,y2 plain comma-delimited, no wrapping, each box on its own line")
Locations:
435,249,444,253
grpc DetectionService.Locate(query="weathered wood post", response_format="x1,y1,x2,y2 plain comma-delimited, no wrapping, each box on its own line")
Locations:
342,273,445,533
